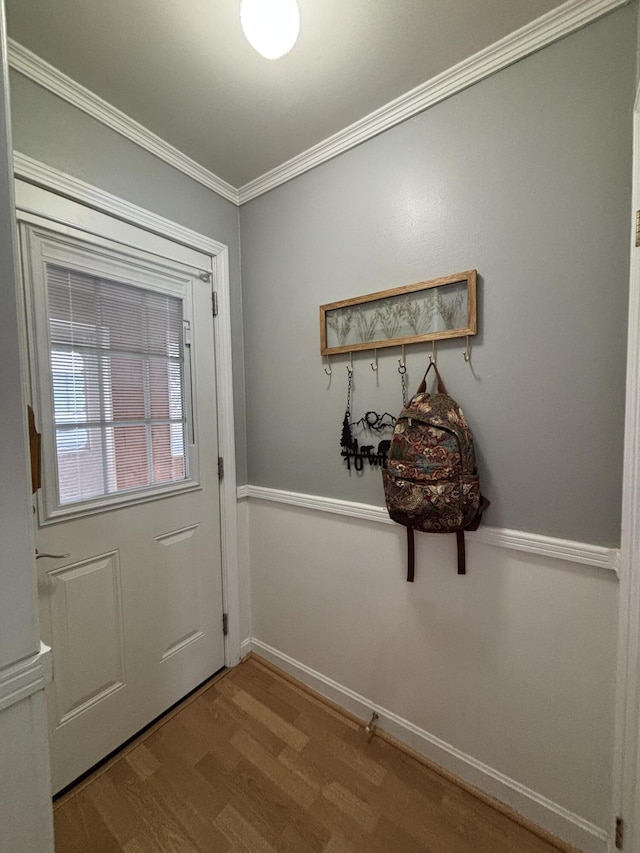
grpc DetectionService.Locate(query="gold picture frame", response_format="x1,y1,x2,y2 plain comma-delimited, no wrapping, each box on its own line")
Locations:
320,270,477,356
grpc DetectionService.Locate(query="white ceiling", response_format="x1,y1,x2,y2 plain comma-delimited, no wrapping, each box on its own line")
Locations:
6,0,570,189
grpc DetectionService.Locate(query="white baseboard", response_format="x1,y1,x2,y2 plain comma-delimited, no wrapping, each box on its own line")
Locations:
245,637,611,853
240,637,252,659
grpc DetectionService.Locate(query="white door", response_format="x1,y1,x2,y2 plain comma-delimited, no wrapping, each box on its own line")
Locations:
20,220,225,793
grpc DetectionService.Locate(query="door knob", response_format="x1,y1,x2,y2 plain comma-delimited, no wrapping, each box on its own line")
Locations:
35,549,70,560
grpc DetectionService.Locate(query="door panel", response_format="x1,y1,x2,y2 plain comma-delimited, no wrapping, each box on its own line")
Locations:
155,524,204,660
47,551,125,725
21,220,225,793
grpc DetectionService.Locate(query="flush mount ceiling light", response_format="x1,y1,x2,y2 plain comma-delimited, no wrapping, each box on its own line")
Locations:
240,0,300,60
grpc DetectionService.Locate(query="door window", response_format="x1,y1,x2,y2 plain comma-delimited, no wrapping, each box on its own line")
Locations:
22,226,200,522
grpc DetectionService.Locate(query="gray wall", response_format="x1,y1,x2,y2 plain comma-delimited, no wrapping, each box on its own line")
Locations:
240,5,635,547
9,71,248,484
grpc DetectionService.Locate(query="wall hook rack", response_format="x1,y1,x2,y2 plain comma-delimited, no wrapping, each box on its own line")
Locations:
320,271,481,474
319,269,479,383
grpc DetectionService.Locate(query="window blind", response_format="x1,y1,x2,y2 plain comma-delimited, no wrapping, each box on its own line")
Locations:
47,265,187,506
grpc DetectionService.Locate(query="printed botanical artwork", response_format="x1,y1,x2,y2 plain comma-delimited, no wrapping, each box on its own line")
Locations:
321,272,476,355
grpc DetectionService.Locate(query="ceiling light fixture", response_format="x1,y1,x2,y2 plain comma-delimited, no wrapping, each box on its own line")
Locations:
240,0,300,60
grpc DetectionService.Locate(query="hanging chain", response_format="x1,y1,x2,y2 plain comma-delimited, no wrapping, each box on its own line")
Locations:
398,361,407,406
346,366,354,416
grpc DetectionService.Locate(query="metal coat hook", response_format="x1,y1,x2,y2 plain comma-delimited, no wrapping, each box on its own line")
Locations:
429,340,437,364
397,345,406,372
463,336,471,363
323,355,332,375
370,349,378,371
347,351,354,375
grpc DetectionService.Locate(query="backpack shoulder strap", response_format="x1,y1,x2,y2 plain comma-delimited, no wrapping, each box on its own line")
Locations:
408,527,467,579
407,527,415,583
458,496,491,576
456,530,466,575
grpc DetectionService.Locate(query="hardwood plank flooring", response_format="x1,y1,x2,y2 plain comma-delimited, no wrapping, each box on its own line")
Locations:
54,656,577,853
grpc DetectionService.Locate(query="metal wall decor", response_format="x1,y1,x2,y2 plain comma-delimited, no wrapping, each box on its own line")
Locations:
320,270,477,356
337,356,409,472
340,417,393,471
340,364,396,471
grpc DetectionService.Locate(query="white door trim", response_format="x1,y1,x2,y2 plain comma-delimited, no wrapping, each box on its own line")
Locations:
614,81,640,852
13,152,241,669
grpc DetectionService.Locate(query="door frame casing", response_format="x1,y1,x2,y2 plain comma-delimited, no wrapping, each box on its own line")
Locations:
614,80,640,852
13,152,242,669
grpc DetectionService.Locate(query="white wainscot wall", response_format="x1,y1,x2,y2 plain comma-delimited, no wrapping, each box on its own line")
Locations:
240,493,620,853
236,497,252,647
0,645,54,853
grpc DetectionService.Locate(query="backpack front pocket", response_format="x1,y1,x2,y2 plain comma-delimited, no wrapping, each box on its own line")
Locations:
383,470,464,532
388,419,461,483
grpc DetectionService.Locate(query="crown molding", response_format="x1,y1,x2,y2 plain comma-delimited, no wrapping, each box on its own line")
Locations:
7,0,629,207
237,0,630,203
7,40,239,206
239,484,620,575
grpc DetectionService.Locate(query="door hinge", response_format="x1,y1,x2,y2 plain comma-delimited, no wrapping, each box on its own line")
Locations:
616,816,624,849
212,291,218,316
636,211,640,248
222,612,229,636
217,457,224,480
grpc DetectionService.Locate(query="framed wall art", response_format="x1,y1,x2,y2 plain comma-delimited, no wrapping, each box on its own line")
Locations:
320,270,477,356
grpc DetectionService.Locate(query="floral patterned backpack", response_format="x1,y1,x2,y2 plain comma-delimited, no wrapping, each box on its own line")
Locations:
382,361,489,582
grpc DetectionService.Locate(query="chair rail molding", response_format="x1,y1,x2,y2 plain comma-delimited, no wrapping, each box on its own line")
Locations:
7,0,630,205
238,484,620,575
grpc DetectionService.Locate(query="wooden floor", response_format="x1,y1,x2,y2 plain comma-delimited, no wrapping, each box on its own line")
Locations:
54,656,574,853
